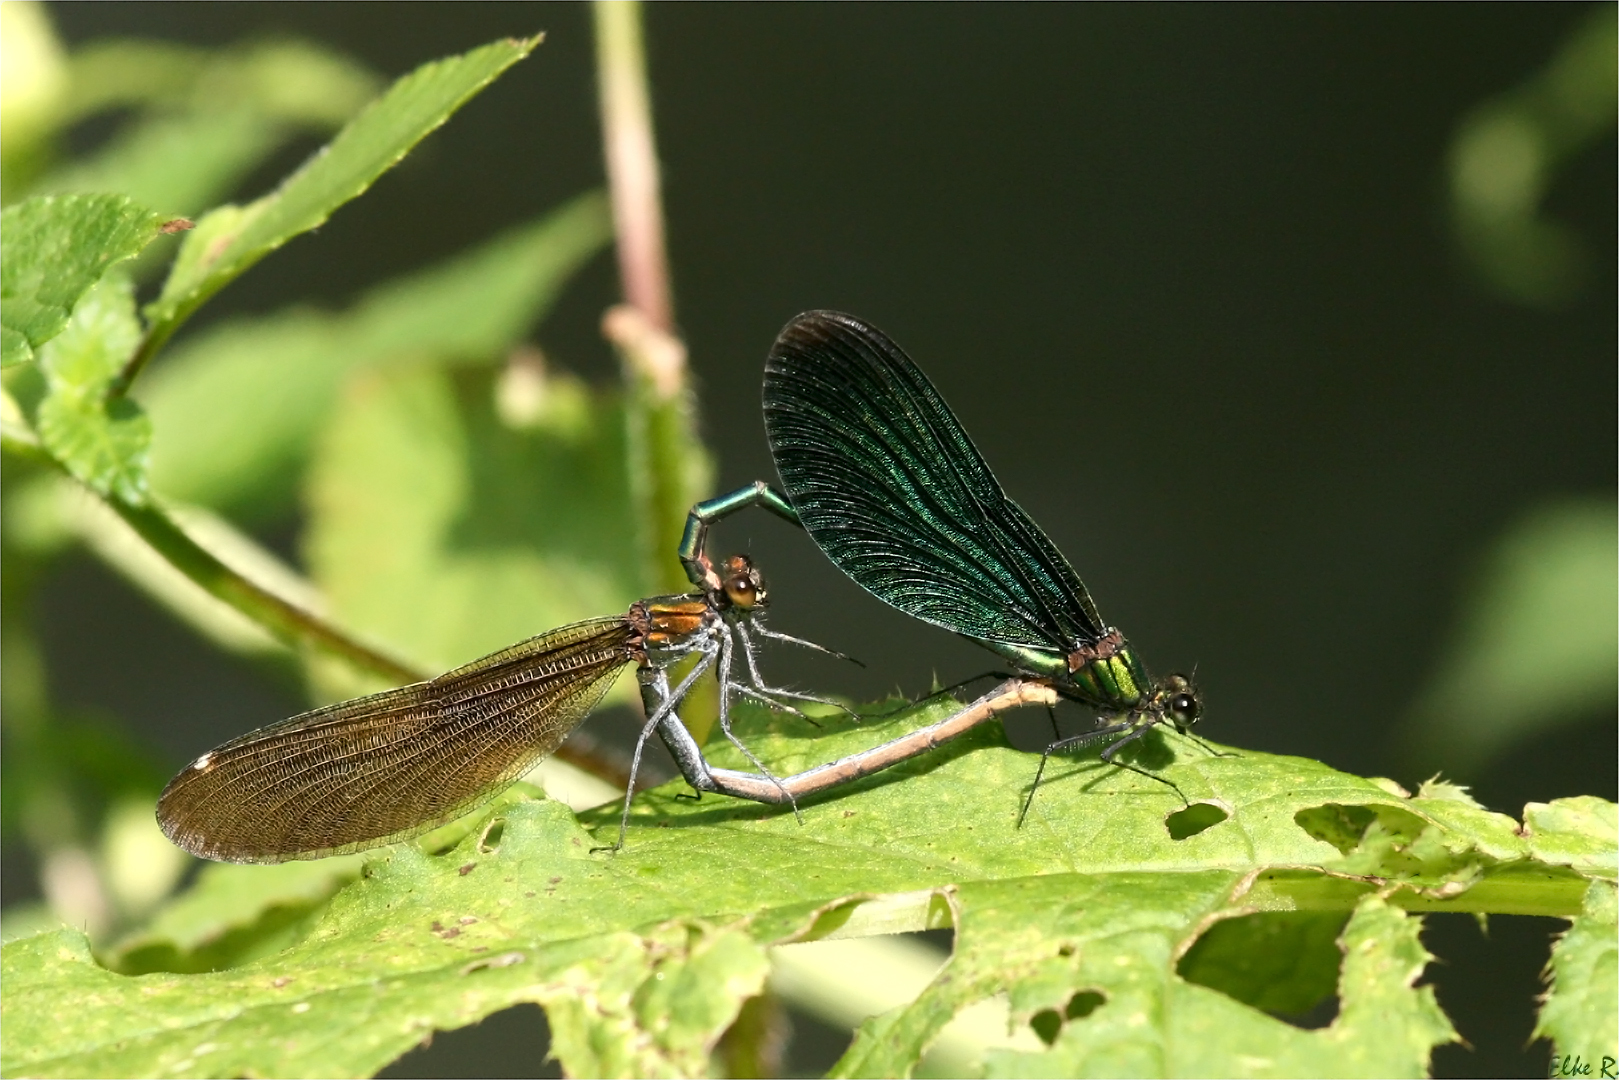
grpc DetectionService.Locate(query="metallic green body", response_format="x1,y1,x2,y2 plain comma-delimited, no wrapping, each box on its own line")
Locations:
681,481,799,592
1068,646,1150,710
976,639,1070,679
977,638,1150,712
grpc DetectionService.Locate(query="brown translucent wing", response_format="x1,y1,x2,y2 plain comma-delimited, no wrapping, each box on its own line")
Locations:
157,616,635,863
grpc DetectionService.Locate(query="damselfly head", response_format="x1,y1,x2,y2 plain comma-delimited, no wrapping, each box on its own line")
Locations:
719,554,768,610
1157,673,1201,732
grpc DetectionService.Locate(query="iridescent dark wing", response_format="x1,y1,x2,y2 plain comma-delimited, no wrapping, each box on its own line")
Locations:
157,617,633,863
763,310,1106,653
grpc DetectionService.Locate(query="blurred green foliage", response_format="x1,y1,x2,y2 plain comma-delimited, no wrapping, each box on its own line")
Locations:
1448,4,1617,307
1404,498,1617,779
0,8,702,963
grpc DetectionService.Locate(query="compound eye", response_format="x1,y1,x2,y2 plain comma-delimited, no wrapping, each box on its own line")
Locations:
1169,692,1200,726
723,574,758,608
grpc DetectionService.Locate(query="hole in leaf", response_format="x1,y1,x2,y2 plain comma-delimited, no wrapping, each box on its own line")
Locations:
715,992,790,1078
1177,910,1348,1028
478,818,506,853
1166,801,1228,839
1293,802,1434,879
1029,990,1107,1046
1065,989,1104,1019
1278,995,1340,1030
377,1002,557,1078
1294,803,1379,853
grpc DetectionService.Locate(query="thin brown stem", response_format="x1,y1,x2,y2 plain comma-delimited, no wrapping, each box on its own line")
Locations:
107,496,424,685
595,0,675,333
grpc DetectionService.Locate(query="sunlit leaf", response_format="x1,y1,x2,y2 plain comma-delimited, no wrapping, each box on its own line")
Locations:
3,691,1602,1077
34,275,150,502
142,36,541,358
0,193,166,367
1534,879,1618,1067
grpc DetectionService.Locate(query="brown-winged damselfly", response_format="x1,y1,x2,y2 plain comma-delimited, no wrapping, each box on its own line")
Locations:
157,555,857,862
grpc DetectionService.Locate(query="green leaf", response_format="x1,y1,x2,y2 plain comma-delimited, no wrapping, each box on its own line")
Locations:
1,806,774,1079
0,193,166,367
1534,879,1618,1066
107,858,365,976
1524,796,1619,881
139,193,610,516
1,694,1599,1077
142,35,541,361
303,361,642,689
34,274,151,502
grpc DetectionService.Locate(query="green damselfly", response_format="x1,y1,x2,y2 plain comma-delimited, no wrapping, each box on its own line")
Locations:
681,311,1214,814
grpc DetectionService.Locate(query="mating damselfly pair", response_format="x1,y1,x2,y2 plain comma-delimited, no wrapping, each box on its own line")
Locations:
159,311,1212,863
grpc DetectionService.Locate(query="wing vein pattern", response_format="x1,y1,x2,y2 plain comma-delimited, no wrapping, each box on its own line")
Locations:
763,310,1105,652
157,616,632,862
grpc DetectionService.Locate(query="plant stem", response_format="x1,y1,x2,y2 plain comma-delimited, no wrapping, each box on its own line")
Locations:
108,496,423,686
593,0,709,590
593,2,717,736
594,0,674,333
107,318,175,398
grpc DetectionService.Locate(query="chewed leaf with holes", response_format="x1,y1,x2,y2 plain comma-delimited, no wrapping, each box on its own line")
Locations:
1,803,773,1079
1176,908,1347,1022
100,784,547,977
833,883,1455,1079
0,694,1609,1077
106,858,366,976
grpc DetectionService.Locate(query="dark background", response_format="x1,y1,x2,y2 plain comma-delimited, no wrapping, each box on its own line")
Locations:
27,4,1617,1077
